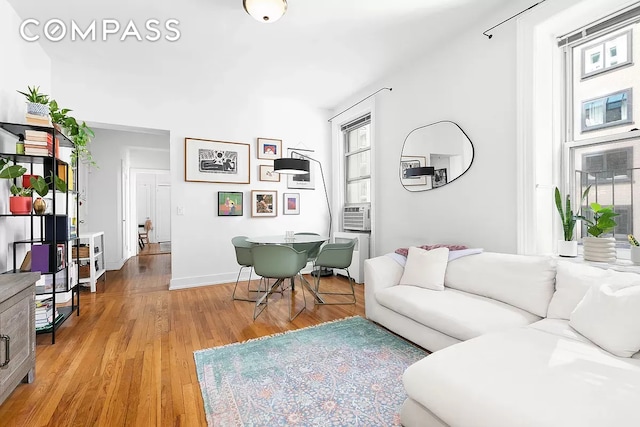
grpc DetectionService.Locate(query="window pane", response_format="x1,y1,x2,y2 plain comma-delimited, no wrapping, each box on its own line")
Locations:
347,124,370,152
573,140,638,243
346,179,370,204
346,151,370,180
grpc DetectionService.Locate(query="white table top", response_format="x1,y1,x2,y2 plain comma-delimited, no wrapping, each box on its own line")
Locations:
247,235,328,244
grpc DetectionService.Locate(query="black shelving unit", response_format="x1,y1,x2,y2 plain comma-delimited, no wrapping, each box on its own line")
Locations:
0,121,80,344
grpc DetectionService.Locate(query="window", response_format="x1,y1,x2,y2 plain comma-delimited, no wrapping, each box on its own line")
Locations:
581,89,632,132
562,9,640,244
342,114,371,204
581,29,631,78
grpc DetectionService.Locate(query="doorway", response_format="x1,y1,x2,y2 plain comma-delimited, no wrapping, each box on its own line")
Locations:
131,168,171,256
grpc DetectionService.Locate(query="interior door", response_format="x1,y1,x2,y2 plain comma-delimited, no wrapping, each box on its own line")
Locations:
155,185,171,242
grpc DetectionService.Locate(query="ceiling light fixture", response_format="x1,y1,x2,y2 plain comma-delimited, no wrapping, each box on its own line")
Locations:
243,0,288,23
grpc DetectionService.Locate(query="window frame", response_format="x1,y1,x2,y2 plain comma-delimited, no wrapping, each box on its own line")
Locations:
342,115,371,204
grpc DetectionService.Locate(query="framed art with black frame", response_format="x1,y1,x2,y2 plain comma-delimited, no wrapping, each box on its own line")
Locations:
185,138,250,184
218,192,243,216
283,193,300,215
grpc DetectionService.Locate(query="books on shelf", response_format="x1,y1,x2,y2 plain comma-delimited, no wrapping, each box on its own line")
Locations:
35,296,59,328
20,250,32,272
22,129,60,157
25,113,52,127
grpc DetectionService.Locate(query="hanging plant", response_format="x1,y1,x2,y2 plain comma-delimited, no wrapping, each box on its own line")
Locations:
49,99,96,166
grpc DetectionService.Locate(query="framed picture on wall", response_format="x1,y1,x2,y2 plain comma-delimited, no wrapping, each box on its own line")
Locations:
283,193,300,215
433,168,448,188
251,190,277,217
257,138,282,160
400,156,427,186
218,192,243,216
259,165,280,182
184,138,250,184
287,148,315,190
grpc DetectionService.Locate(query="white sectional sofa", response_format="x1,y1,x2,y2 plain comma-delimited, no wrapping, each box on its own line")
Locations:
364,251,640,427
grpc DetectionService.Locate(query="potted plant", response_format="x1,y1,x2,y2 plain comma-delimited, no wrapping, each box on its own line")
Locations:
0,157,31,214
29,174,67,215
629,234,640,265
579,202,619,263
49,99,96,166
554,186,590,257
17,85,50,117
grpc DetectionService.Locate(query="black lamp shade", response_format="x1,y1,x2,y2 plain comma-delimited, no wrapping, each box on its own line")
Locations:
404,166,435,178
274,158,310,175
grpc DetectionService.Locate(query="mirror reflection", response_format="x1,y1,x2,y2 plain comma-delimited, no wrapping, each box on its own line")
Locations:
400,120,474,192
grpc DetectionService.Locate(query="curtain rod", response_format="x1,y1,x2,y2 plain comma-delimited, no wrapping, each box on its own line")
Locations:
328,87,392,122
483,0,547,39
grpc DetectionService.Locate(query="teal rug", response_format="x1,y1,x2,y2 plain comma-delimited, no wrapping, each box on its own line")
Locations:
194,316,427,426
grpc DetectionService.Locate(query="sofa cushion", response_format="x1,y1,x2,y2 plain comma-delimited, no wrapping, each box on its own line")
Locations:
547,261,611,320
403,327,640,427
399,246,449,291
375,286,540,341
570,282,640,358
444,252,556,317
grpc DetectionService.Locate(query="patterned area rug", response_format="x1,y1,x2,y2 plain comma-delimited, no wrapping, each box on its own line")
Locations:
194,316,427,426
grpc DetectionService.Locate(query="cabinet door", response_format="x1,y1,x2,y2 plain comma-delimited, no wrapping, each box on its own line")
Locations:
0,293,31,391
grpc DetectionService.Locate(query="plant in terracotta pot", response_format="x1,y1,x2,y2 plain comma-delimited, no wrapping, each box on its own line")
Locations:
17,85,50,117
554,186,590,257
29,174,67,215
579,202,619,263
0,157,30,214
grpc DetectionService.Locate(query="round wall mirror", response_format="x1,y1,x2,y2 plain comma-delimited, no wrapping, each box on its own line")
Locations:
399,120,474,192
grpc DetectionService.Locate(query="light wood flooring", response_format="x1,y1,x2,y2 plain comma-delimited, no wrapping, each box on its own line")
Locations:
0,253,365,426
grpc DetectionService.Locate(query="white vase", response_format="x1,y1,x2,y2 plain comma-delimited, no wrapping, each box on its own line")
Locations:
583,236,616,263
557,240,578,257
631,246,640,265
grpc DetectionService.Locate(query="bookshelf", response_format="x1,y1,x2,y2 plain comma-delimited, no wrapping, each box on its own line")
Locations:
77,231,106,292
0,121,80,344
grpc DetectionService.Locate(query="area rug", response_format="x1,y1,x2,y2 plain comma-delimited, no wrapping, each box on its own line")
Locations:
194,316,427,426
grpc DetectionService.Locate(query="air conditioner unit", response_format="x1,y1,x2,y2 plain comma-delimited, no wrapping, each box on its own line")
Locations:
333,232,370,284
342,203,371,231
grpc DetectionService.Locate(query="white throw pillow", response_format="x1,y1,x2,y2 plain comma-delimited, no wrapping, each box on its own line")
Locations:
547,262,611,320
570,282,640,358
399,246,449,291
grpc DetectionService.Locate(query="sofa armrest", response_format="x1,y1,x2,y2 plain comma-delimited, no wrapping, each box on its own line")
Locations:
364,255,404,319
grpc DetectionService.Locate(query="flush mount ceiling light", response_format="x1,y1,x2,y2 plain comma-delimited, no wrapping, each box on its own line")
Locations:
243,0,288,23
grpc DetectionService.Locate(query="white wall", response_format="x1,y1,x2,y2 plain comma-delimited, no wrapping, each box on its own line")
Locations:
0,0,52,272
333,19,518,256
50,66,331,289
86,128,169,270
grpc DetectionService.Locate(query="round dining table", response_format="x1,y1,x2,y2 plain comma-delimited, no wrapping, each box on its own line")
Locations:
246,235,328,245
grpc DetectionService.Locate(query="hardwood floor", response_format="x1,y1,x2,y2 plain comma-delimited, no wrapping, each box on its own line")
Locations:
0,254,365,426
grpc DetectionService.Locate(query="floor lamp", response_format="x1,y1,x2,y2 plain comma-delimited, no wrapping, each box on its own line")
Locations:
274,151,333,276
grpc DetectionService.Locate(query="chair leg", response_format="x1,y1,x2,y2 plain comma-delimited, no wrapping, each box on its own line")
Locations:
254,278,284,320
314,268,356,305
288,274,306,321
232,266,259,302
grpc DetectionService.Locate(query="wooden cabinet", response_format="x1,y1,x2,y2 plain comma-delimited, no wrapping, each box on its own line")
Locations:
0,272,39,406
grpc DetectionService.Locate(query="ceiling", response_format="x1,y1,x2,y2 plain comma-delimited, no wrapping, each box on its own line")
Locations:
8,0,516,109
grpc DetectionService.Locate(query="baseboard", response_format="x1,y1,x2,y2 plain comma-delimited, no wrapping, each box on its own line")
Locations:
169,271,246,290
106,259,125,271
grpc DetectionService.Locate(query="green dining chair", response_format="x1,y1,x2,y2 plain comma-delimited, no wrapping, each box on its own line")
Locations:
293,232,324,264
313,239,357,305
231,236,260,302
251,244,308,321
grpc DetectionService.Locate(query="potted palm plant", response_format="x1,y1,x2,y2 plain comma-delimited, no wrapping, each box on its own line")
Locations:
579,203,619,263
554,186,590,257
17,85,50,117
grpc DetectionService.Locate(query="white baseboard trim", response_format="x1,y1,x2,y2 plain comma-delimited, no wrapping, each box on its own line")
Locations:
169,271,247,291
169,265,317,291
107,259,126,271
